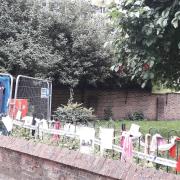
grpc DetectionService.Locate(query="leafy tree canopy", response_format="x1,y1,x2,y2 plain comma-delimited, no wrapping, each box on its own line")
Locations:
43,0,113,89
0,0,114,93
0,0,54,77
110,0,180,89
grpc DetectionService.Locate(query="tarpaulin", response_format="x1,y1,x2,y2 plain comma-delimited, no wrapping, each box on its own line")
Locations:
0,76,11,113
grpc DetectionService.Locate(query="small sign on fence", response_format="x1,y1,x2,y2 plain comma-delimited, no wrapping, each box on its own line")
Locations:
41,88,49,98
79,127,95,154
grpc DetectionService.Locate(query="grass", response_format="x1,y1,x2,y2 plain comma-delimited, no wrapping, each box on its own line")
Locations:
96,120,180,138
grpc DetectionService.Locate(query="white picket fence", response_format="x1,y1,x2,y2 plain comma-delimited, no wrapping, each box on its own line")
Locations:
12,120,177,169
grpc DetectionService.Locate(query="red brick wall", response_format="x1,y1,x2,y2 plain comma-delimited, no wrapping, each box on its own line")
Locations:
52,88,180,120
0,136,178,180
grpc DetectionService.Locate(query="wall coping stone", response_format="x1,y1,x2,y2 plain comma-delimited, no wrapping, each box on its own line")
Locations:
0,135,179,180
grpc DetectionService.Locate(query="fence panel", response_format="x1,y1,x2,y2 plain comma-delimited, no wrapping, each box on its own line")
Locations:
12,75,52,121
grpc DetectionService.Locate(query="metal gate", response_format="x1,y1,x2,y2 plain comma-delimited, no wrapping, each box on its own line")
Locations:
12,75,52,121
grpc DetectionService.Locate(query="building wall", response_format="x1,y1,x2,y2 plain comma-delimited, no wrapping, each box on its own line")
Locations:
0,136,178,180
52,88,180,120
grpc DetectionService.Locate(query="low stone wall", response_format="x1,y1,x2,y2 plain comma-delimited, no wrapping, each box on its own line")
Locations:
0,136,179,180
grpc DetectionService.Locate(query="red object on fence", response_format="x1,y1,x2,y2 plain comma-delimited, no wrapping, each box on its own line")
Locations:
169,145,176,158
176,157,180,172
9,99,28,119
169,137,180,158
120,135,125,147
52,121,61,141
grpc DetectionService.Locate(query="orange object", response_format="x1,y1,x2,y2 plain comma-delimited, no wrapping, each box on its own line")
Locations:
169,144,176,158
169,137,180,158
52,121,61,142
9,99,28,119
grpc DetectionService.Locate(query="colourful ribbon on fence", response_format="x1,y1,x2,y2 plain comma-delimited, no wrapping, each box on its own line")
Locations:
169,137,180,158
176,157,180,172
52,121,61,141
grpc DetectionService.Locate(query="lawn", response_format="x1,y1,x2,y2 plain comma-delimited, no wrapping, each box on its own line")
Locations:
96,120,180,138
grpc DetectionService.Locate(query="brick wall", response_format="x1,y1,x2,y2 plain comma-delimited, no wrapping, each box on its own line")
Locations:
0,136,178,180
52,88,180,120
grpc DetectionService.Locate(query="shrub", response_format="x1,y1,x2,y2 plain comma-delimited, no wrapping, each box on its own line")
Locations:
104,106,113,120
127,112,144,121
55,102,95,124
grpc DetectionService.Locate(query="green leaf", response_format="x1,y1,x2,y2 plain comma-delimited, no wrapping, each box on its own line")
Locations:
145,40,153,47
162,19,168,27
110,65,115,71
149,60,154,67
141,81,146,88
156,17,163,25
175,11,180,19
134,1,141,6
171,18,179,28
149,72,154,79
178,42,180,49
138,67,142,71
134,11,140,18
162,8,170,18
158,18,168,27
157,28,161,35
114,65,119,72
131,75,135,80
125,0,134,6
143,72,149,80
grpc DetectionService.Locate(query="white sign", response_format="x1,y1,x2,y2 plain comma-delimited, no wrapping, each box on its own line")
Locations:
79,127,95,154
2,116,13,132
22,116,33,126
99,127,114,149
129,124,141,137
41,88,49,98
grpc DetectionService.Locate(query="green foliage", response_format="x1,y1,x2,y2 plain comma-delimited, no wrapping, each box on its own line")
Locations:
55,102,95,124
127,112,144,121
45,0,113,88
0,66,7,73
110,0,180,89
0,0,55,77
104,106,113,120
0,0,113,91
11,126,32,140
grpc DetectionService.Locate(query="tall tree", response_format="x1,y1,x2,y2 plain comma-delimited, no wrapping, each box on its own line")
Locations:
0,0,114,101
110,0,180,89
41,0,113,101
0,0,55,77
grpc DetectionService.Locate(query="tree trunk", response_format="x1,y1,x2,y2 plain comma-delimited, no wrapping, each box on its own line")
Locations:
68,87,74,104
81,85,86,104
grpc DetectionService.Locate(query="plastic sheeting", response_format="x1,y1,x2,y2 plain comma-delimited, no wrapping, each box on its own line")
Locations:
0,76,11,113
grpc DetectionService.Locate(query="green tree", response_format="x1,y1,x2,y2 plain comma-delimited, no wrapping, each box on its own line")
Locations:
110,0,180,89
0,0,55,77
41,0,113,101
0,0,113,101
